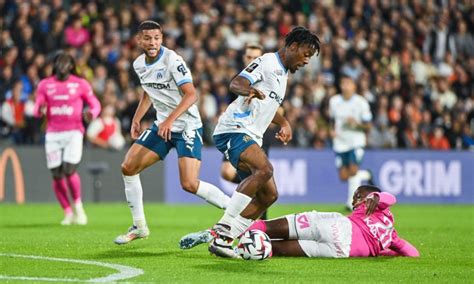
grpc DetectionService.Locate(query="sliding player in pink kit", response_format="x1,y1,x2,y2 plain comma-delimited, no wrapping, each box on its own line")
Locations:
34,52,101,225
181,185,418,258
247,185,419,258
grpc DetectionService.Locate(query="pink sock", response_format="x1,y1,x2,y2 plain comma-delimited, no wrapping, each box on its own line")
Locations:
66,173,82,204
247,220,267,233
53,178,72,214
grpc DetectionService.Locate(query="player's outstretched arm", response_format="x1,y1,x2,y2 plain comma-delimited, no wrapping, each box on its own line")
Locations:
381,234,420,257
272,111,292,145
229,76,265,101
33,83,46,118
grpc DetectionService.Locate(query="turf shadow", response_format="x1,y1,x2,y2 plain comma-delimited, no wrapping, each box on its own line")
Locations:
190,261,286,276
91,249,176,259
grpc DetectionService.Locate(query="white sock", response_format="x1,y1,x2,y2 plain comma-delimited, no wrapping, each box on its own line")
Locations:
347,175,361,209
356,169,371,181
123,174,146,228
218,191,252,228
195,181,230,209
73,201,84,214
229,215,253,238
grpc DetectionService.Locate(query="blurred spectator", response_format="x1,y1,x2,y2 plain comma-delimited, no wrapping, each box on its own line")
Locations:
87,104,125,151
429,126,451,150
0,0,472,151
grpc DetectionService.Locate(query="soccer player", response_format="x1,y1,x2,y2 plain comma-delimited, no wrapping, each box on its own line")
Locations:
114,21,230,244
34,52,101,225
329,75,373,210
220,43,265,184
247,185,419,258
180,27,321,258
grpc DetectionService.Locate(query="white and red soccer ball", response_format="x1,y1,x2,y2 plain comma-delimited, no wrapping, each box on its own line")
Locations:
237,229,272,260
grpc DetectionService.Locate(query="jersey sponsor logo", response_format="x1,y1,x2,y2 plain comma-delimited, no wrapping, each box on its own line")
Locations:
53,95,70,100
50,105,74,116
177,63,188,76
269,91,283,104
144,82,171,89
245,62,259,73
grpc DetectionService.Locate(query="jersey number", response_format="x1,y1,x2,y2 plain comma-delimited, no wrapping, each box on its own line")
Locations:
138,130,152,141
364,216,394,249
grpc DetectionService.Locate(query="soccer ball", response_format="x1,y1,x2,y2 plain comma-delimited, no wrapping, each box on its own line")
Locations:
237,230,272,260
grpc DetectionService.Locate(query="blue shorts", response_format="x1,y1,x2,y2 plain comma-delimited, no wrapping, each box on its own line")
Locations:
214,132,257,179
135,123,203,160
335,148,365,169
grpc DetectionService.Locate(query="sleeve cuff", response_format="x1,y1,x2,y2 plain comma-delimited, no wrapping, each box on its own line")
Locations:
239,73,256,85
177,78,193,86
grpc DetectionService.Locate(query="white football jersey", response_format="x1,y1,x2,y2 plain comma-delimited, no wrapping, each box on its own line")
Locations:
214,52,288,145
329,94,372,152
133,46,202,132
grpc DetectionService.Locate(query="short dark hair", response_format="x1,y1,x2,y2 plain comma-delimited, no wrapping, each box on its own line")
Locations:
358,185,382,193
245,43,264,52
138,20,162,33
284,26,321,55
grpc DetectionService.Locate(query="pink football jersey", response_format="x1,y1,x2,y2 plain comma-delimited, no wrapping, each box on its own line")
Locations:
34,75,101,133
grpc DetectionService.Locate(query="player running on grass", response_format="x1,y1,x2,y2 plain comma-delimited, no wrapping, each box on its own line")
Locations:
34,52,101,225
182,185,420,258
114,21,230,244
180,27,321,258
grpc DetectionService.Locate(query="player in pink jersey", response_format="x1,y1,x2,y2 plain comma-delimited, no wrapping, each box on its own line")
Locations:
245,185,419,258
180,185,419,258
33,52,101,226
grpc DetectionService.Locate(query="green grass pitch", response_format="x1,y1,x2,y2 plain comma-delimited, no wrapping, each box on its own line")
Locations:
0,203,473,282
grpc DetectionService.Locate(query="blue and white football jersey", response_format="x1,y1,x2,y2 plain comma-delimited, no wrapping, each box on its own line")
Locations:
133,46,202,132
214,52,288,145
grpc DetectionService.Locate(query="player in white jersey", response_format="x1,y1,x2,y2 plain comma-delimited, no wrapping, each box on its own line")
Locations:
329,74,373,210
179,27,321,258
114,21,230,245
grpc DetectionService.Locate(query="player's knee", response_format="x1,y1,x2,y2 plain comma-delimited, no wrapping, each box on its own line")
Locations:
339,171,349,181
51,167,64,179
256,163,273,182
221,167,235,182
121,161,139,176
181,180,198,193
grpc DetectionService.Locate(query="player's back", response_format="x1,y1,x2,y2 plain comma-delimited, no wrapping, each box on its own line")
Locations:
348,192,397,256
35,75,95,133
329,94,372,152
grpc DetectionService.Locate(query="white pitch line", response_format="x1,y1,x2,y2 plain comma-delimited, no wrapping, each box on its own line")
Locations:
0,253,144,282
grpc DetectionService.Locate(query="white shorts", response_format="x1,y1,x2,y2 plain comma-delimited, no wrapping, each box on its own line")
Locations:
285,211,352,258
45,130,84,169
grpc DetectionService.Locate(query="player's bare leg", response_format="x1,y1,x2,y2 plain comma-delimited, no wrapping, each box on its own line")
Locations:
209,145,275,258
115,143,160,245
221,161,240,183
178,157,229,209
271,240,307,257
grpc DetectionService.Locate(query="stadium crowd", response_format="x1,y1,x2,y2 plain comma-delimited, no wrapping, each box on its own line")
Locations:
1,0,473,150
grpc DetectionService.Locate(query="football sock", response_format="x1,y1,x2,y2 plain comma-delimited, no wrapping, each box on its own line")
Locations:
247,220,267,233
196,180,230,209
53,178,72,214
123,174,146,228
347,174,361,208
356,169,371,182
66,172,82,203
229,215,253,238
218,191,252,234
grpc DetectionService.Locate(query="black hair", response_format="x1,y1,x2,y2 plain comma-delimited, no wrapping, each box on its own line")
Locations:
284,26,321,55
52,51,78,79
358,185,382,193
138,20,162,33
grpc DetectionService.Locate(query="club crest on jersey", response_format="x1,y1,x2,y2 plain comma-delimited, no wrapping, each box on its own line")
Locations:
177,63,187,76
243,135,252,143
156,69,165,79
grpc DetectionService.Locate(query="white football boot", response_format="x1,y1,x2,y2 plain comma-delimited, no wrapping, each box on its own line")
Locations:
114,225,150,245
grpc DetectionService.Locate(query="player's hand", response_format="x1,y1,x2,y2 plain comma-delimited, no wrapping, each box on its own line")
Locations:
346,117,358,129
365,194,380,216
275,123,292,145
158,119,173,142
83,111,93,123
244,88,265,105
130,120,142,140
